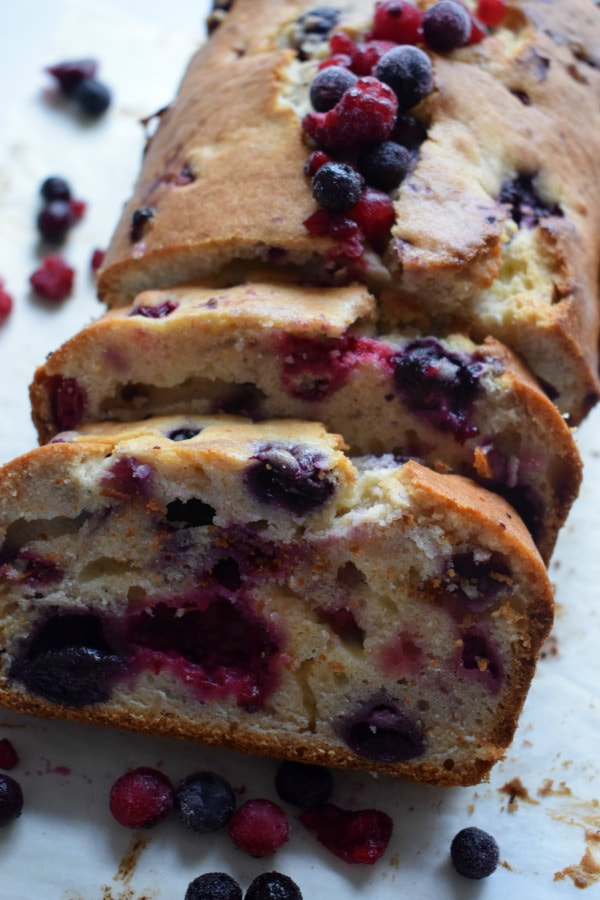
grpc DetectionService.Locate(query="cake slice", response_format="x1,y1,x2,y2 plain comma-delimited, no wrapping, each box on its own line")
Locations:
30,279,581,562
96,0,600,422
0,416,552,786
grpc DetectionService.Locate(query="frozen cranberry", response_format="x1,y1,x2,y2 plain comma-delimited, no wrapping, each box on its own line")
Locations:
359,141,410,191
245,442,336,516
0,775,23,825
130,299,178,318
228,799,289,857
175,772,236,833
185,873,242,900
0,740,18,771
372,1,424,44
46,59,98,95
423,1,471,52
329,32,356,57
312,162,363,212
40,176,71,202
245,873,302,900
130,207,155,242
348,187,395,249
303,78,398,151
37,201,72,243
0,281,13,325
476,0,506,28
91,248,105,271
109,767,174,828
310,66,358,111
73,77,111,116
300,803,393,865
337,696,424,762
304,150,332,177
68,199,86,223
374,46,434,110
319,53,353,70
275,761,333,808
30,255,74,301
351,40,396,76
451,827,499,878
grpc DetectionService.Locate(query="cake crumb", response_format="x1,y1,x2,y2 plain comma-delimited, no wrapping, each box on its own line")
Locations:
499,777,539,811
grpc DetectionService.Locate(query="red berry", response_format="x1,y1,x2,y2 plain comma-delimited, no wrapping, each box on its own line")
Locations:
29,255,75,301
91,248,106,271
372,1,423,44
0,282,14,325
467,15,487,44
68,199,87,223
304,151,332,177
300,803,393,865
228,799,289,857
303,78,398,152
329,32,357,57
109,767,174,829
46,59,98,95
303,208,332,237
0,740,18,770
476,0,506,27
351,40,396,76
319,53,353,70
349,187,395,249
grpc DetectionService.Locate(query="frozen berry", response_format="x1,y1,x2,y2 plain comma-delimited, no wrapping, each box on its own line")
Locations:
372,1,424,44
312,162,363,212
299,803,393,864
16,646,123,707
245,872,303,900
175,772,236,833
348,187,395,249
68,199,86,223
245,442,336,516
109,767,174,829
0,281,13,325
374,46,434,111
338,696,424,762
185,873,242,900
46,59,98,95
0,775,23,825
296,6,339,37
0,740,18,770
477,0,506,27
73,77,111,116
359,141,410,191
390,113,427,150
228,799,289,857
37,201,72,243
275,761,333,808
351,40,396,76
304,150,332,177
91,248,105,271
40,176,71,202
422,1,471,52
30,255,74,301
451,826,499,878
130,207,155,242
310,66,358,112
303,77,397,151
329,32,356,57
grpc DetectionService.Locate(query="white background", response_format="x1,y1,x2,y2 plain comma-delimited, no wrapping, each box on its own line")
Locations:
1,1,599,897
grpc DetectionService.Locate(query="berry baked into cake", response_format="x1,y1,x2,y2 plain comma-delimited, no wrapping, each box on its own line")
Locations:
0,417,552,786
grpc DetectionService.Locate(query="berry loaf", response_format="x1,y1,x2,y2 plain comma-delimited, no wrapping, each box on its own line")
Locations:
30,279,581,562
97,0,600,423
0,416,552,786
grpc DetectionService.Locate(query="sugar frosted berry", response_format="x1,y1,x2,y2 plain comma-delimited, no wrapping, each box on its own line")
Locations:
30,255,75,301
312,162,363,212
228,799,289,857
109,767,174,829
451,826,499,878
374,45,434,111
303,77,398,151
275,761,333,808
348,187,395,249
41,176,71,202
245,872,303,900
310,66,357,112
0,774,23,825
299,803,393,864
174,771,236,833
477,0,506,28
422,1,471,52
371,1,424,45
73,77,112,116
185,872,242,900
46,58,98,95
359,141,411,191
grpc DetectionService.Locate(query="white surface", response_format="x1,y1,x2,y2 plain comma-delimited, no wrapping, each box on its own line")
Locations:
1,2,600,898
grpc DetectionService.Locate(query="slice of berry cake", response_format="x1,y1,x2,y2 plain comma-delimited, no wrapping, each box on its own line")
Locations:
30,279,580,562
0,416,552,786
96,0,600,423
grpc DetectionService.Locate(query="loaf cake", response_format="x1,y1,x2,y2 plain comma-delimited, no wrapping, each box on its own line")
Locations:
0,416,553,786
96,0,600,423
30,278,581,561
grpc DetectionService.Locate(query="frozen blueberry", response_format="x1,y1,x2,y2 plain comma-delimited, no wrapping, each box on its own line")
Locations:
165,498,216,527
40,176,71,202
358,141,411,191
275,761,333,808
391,113,428,150
422,1,471,52
245,442,336,516
245,872,303,900
374,45,434,110
130,207,155,242
174,772,236,833
310,66,358,112
337,696,425,762
72,77,112,116
296,6,339,35
185,873,242,900
37,201,72,243
0,775,23,826
312,162,363,212
451,826,500,878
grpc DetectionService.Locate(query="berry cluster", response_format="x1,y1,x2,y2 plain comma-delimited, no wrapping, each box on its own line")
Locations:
46,58,112,117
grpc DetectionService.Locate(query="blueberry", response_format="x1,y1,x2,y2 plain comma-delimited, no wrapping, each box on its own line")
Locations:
422,1,471,53
309,66,358,112
245,442,336,516
275,761,333,808
337,696,425,762
130,207,155,242
391,113,428,151
358,141,411,191
245,872,303,900
450,827,500,878
296,6,339,35
40,176,71,202
374,45,434,111
312,162,363,212
499,173,563,228
185,872,242,900
166,427,201,441
0,775,23,826
166,498,216,527
72,77,112,116
37,200,72,243
174,772,236,833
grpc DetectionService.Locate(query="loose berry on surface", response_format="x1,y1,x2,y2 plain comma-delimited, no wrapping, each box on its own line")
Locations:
275,761,333,808
0,739,18,770
312,162,363,212
68,199,87,223
245,871,303,900
0,281,14,325
450,826,500,878
174,772,236,833
46,59,99,95
37,201,73,243
73,77,112,116
374,45,434,110
185,872,242,900
91,248,106,271
109,767,174,829
371,1,424,44
299,803,393,864
310,66,358,112
359,141,411,191
228,799,289,857
40,176,71,202
0,775,23,825
422,1,471,52
30,256,74,302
